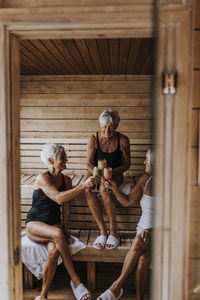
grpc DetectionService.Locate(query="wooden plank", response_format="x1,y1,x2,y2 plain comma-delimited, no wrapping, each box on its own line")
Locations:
190,185,200,223
20,137,151,144
3,0,153,8
74,39,97,75
20,119,151,132
189,259,200,292
191,148,198,185
109,39,119,75
78,229,89,244
87,261,96,292
199,111,200,185
88,230,100,246
194,31,200,68
191,109,199,147
127,39,142,74
119,38,131,74
195,0,200,28
189,222,200,259
20,106,152,120
20,42,56,75
20,131,152,139
96,39,111,75
20,80,152,94
50,39,80,75
21,75,152,82
193,71,200,108
62,39,90,75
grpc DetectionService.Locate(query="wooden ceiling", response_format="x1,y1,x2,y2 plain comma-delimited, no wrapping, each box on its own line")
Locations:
19,38,154,76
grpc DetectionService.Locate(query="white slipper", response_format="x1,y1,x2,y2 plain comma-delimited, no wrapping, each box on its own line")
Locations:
35,297,40,300
97,288,123,300
93,235,107,249
70,280,91,300
105,235,119,250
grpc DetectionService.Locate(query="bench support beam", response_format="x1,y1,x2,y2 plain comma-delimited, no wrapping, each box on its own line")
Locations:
87,261,96,292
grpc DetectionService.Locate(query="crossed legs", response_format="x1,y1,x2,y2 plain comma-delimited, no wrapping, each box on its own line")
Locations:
26,222,90,300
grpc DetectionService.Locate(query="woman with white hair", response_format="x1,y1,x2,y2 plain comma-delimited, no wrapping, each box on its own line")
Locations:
26,143,96,300
97,149,154,300
84,109,131,250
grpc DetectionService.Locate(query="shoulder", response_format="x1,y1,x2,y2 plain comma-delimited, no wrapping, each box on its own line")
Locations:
138,173,151,190
35,172,51,187
118,133,130,148
87,133,97,149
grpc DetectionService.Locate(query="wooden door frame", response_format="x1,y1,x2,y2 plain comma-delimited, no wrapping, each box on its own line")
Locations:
0,2,193,300
153,4,193,300
0,3,154,300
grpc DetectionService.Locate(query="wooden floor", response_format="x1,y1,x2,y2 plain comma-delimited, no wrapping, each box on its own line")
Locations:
23,262,151,300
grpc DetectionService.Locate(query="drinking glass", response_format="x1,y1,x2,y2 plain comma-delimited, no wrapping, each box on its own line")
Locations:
103,167,112,192
98,159,107,176
92,167,100,192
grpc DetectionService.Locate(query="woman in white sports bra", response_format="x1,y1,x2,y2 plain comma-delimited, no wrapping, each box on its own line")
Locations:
97,149,153,300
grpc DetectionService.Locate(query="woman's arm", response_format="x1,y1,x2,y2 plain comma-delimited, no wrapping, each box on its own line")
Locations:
112,135,131,176
35,173,95,205
86,134,97,175
105,176,143,207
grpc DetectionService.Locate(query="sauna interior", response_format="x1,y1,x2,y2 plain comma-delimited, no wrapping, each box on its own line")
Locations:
20,37,154,298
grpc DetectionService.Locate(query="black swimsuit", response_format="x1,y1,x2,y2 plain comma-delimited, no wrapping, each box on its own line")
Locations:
94,132,123,168
26,172,66,226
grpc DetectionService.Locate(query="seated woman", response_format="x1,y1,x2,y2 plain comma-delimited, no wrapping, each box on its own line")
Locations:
25,143,96,300
97,149,153,300
84,109,131,250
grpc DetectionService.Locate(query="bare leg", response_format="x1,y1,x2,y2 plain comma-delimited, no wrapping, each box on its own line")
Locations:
100,185,117,247
85,187,107,248
40,242,59,300
102,235,150,299
26,222,90,300
135,251,150,300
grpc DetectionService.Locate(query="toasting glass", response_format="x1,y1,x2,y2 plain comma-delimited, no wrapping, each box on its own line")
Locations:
103,167,112,192
92,167,101,192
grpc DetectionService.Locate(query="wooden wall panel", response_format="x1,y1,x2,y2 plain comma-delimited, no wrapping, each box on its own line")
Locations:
20,75,152,176
3,0,153,8
188,0,200,296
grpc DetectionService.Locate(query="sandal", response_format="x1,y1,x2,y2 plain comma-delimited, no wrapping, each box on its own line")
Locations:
97,288,123,300
70,280,91,300
105,235,119,250
93,235,107,249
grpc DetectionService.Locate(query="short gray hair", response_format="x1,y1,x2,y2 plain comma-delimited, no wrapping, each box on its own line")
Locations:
40,143,65,167
99,109,120,129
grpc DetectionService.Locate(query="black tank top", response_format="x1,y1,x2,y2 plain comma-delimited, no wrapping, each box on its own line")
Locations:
94,132,123,168
26,172,66,226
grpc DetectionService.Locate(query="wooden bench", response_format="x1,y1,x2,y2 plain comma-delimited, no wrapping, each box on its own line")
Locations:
21,173,141,292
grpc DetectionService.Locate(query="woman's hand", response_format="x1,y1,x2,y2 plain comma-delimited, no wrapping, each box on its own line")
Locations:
141,229,151,243
84,176,97,189
103,179,117,191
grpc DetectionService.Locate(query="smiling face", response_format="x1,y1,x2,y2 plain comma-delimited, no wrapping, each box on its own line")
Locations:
101,122,116,141
53,150,67,172
144,151,152,174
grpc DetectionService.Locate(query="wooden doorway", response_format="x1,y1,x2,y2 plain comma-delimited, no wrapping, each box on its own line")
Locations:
0,2,155,300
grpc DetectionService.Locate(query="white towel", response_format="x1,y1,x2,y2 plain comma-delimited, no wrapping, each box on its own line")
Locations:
21,231,86,280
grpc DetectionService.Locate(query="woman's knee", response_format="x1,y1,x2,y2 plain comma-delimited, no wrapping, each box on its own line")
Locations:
48,245,59,261
53,227,65,243
131,235,146,251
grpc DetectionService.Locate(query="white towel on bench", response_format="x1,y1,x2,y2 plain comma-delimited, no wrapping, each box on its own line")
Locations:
21,231,86,280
